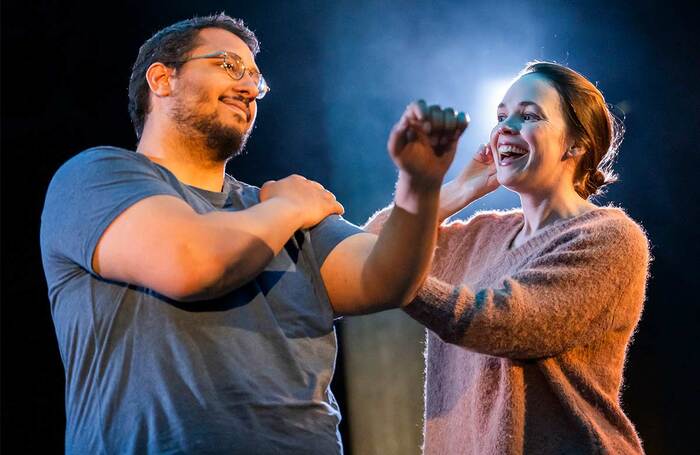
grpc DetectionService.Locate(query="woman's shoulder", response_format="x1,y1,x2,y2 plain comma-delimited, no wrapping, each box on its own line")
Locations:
540,205,652,273
434,208,525,259
441,207,524,237
564,205,650,249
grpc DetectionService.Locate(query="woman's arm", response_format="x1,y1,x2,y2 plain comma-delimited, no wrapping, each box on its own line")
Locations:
437,143,499,222
363,143,499,234
403,218,651,359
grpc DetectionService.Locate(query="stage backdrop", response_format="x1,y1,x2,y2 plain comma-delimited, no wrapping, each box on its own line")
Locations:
2,1,698,454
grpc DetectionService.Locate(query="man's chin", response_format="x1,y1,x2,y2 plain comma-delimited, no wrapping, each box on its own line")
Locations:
206,127,249,162
172,105,251,162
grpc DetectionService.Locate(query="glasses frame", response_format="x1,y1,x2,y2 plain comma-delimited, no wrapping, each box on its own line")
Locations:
173,50,269,100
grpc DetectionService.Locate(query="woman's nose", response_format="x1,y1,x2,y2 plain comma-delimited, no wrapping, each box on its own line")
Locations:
498,122,518,135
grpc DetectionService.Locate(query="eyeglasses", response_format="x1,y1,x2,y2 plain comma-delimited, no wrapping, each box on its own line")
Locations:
174,51,270,100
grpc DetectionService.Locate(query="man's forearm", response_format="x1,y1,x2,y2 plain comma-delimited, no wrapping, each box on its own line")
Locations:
360,172,441,310
174,198,303,301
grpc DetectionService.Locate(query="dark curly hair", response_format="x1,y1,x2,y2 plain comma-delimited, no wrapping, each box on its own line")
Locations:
518,61,624,200
128,13,259,140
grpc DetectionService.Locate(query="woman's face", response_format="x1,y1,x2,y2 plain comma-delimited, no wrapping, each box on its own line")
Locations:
489,72,576,195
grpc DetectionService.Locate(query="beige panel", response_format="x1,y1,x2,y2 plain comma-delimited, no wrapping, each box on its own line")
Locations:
341,310,425,455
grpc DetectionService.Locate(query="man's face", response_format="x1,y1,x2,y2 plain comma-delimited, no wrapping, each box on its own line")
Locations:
168,28,261,161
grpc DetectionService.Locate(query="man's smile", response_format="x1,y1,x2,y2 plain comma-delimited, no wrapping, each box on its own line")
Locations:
219,96,250,121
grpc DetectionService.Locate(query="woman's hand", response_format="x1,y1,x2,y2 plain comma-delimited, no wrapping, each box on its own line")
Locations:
438,144,500,222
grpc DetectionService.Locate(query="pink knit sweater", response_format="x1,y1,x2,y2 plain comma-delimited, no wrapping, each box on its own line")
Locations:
365,206,650,455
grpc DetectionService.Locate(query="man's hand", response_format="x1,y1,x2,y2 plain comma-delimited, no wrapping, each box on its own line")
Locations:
387,100,469,189
260,174,344,229
319,100,471,315
438,143,500,222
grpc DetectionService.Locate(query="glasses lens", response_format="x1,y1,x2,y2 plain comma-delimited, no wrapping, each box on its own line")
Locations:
223,53,245,79
256,77,269,100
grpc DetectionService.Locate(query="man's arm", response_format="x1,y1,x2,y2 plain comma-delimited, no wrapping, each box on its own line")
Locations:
318,101,468,315
94,174,343,302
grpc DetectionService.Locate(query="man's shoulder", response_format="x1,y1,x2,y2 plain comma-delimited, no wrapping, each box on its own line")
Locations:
224,174,260,195
59,146,143,170
49,146,160,188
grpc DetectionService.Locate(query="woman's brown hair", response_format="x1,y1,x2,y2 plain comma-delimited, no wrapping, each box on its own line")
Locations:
519,61,624,199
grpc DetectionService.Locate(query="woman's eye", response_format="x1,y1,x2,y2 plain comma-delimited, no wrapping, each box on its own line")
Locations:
497,114,506,122
523,113,539,121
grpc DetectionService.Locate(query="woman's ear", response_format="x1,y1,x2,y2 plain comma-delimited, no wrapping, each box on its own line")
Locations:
145,62,174,97
563,140,586,160
567,145,585,158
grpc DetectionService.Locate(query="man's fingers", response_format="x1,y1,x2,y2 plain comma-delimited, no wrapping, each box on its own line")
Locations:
394,101,428,148
427,105,443,135
324,188,337,200
415,99,428,120
442,108,457,138
397,101,469,151
405,99,428,124
456,111,470,135
332,200,345,215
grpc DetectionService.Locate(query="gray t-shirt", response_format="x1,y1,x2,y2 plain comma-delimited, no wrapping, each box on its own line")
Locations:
40,146,362,454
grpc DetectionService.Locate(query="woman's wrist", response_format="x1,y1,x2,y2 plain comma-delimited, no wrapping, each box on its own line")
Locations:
438,178,476,222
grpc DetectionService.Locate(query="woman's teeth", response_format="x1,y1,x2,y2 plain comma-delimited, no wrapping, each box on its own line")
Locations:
497,144,528,165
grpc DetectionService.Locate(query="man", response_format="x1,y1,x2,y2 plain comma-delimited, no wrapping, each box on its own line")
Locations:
40,13,467,454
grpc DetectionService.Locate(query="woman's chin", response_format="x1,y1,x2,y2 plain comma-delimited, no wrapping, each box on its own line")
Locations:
496,169,521,187
496,172,531,196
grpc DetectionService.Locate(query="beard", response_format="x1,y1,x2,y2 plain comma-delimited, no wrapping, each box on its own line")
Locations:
171,93,250,162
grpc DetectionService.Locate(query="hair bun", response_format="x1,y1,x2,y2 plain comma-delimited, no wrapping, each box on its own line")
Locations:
591,170,607,187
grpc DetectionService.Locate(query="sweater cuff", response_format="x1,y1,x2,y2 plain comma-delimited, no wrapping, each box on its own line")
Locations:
404,277,472,332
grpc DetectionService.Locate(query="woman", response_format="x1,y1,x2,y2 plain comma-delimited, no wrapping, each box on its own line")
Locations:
366,61,650,454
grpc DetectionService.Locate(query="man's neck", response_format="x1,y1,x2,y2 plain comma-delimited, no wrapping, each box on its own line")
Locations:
136,127,227,192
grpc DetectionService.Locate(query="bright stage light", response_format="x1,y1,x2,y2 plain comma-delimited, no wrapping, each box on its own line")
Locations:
472,77,514,140
444,76,522,214
445,77,513,179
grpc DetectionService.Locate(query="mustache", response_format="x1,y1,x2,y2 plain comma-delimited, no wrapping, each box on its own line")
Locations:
219,95,252,122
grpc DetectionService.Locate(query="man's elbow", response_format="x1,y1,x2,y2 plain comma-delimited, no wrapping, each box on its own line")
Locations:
153,245,229,302
160,238,273,302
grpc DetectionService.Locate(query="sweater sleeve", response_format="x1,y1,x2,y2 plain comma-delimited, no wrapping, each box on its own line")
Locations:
404,218,650,359
362,204,394,234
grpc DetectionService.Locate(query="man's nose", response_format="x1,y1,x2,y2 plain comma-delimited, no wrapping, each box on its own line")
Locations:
237,73,259,100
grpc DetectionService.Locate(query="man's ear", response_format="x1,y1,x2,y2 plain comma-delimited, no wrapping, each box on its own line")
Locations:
145,62,174,97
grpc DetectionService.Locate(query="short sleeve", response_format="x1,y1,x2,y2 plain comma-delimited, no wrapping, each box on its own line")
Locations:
309,215,363,266
40,147,182,275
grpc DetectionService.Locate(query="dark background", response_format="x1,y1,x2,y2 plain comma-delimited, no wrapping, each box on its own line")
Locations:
2,0,698,453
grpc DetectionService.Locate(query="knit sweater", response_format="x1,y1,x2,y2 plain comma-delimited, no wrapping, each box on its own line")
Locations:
364,205,650,455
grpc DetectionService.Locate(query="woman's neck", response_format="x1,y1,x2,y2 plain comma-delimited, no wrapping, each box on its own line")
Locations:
514,186,596,245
